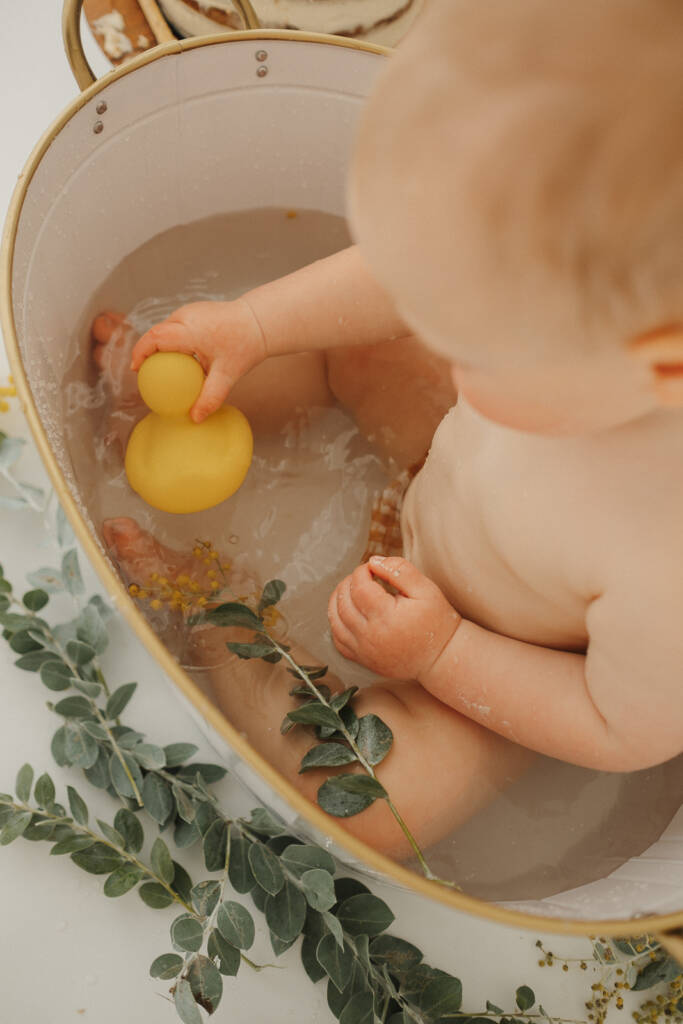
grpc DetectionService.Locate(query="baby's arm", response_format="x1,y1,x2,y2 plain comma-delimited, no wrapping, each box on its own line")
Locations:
330,556,683,773
131,245,412,421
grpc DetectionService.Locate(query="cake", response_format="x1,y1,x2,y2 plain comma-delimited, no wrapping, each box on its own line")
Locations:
157,0,423,47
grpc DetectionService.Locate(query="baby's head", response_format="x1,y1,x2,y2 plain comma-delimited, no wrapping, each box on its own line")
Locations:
350,0,683,435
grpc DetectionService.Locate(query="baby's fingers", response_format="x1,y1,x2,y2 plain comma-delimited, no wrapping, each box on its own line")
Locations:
131,320,201,371
190,362,235,423
348,563,395,617
368,555,434,600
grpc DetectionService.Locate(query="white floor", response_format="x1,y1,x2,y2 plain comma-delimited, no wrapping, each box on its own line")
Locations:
0,3,626,1021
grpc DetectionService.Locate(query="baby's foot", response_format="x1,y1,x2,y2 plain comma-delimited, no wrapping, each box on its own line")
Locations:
92,312,140,402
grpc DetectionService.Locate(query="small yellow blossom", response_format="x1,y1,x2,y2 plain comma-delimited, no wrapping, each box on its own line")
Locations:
150,599,162,610
193,547,203,559
128,584,139,596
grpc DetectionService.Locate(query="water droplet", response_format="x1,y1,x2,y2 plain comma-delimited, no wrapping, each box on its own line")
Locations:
229,534,239,544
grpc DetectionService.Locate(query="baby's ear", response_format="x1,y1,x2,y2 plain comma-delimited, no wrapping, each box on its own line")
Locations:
630,324,683,407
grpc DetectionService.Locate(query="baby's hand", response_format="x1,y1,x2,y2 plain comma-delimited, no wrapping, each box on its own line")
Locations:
130,299,267,422
328,556,461,680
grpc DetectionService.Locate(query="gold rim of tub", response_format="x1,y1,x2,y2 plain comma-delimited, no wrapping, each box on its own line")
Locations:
2,22,682,947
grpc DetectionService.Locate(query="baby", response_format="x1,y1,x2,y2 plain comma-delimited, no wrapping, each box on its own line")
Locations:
101,0,683,859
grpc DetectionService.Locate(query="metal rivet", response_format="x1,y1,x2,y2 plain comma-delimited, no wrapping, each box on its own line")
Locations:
93,121,104,134
255,49,268,61
96,100,108,115
256,65,268,78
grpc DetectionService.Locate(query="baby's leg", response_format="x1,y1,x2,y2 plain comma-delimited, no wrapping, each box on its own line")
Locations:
104,518,532,862
326,338,456,468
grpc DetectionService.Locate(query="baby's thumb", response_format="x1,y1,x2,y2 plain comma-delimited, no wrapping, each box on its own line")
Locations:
368,556,431,599
190,363,233,422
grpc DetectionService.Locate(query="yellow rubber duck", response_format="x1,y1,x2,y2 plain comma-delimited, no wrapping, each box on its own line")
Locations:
125,352,253,514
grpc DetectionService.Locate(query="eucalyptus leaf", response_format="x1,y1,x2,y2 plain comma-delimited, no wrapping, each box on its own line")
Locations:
248,807,286,837
203,819,228,873
228,832,256,894
217,900,255,950
164,742,199,767
75,604,108,654
15,650,57,671
191,880,221,918
0,810,32,845
109,751,143,802
316,933,354,992
265,880,307,943
369,935,423,976
64,722,99,769
150,953,183,980
515,985,536,1011
142,773,174,825
106,682,137,719
65,640,95,667
280,843,336,878
336,894,395,937
208,930,240,977
633,956,681,991
10,629,42,654
40,660,74,691
132,743,166,771
173,785,196,824
96,819,125,847
50,834,95,856
139,882,175,909
171,913,204,953
227,640,276,660
301,869,336,912
151,837,175,885
257,579,286,613
419,972,463,1017
174,977,202,1024
339,991,375,1024
15,763,33,802
54,696,93,719
287,704,343,731
70,842,124,875
317,775,385,818
72,678,102,699
83,744,111,785
187,954,223,1015
104,864,145,897
299,743,357,773
248,841,285,896
61,549,85,596
174,819,201,850
206,601,263,629
171,861,193,905
34,773,55,809
322,911,345,950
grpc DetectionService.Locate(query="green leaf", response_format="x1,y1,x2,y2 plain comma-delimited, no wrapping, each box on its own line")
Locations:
176,762,227,785
34,773,55,809
171,861,193,905
217,900,255,950
299,743,357,773
227,640,276,660
64,785,89,826
25,567,63,593
419,972,463,1017
174,977,202,1024
65,640,95,666
109,752,144,801
287,704,344,731
151,837,175,885
171,913,204,953
301,869,336,912
317,933,354,992
40,660,74,691
104,864,145,897
71,842,124,875
150,953,183,980
339,991,375,1024
208,930,241,977
139,882,175,909
258,579,286,613
191,880,221,918
142,773,174,825
54,696,93,719
265,880,307,943
633,956,681,991
15,763,33,802
317,775,386,818
72,678,102,699
62,549,84,596
336,894,395,937
106,682,137,719
9,628,42,654
356,715,393,766
76,604,108,654
248,807,286,837
83,745,110,785
132,743,166,770
164,742,199,767
226,832,255,893
96,818,124,847
175,819,201,849
486,1002,505,1015
50,835,95,856
187,954,223,1015
0,810,32,845
248,841,285,896
203,819,228,872
322,911,345,949
15,650,57,671
369,935,423,976
515,985,536,1011
22,589,49,612
64,722,99,768
281,843,336,878
207,601,263,629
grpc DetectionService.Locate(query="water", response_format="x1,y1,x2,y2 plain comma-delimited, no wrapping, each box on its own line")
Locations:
61,207,683,908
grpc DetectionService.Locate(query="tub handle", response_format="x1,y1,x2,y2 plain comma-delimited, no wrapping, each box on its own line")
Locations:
62,0,262,91
656,928,683,966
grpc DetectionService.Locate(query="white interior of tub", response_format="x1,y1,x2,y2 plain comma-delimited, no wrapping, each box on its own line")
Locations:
9,37,683,922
